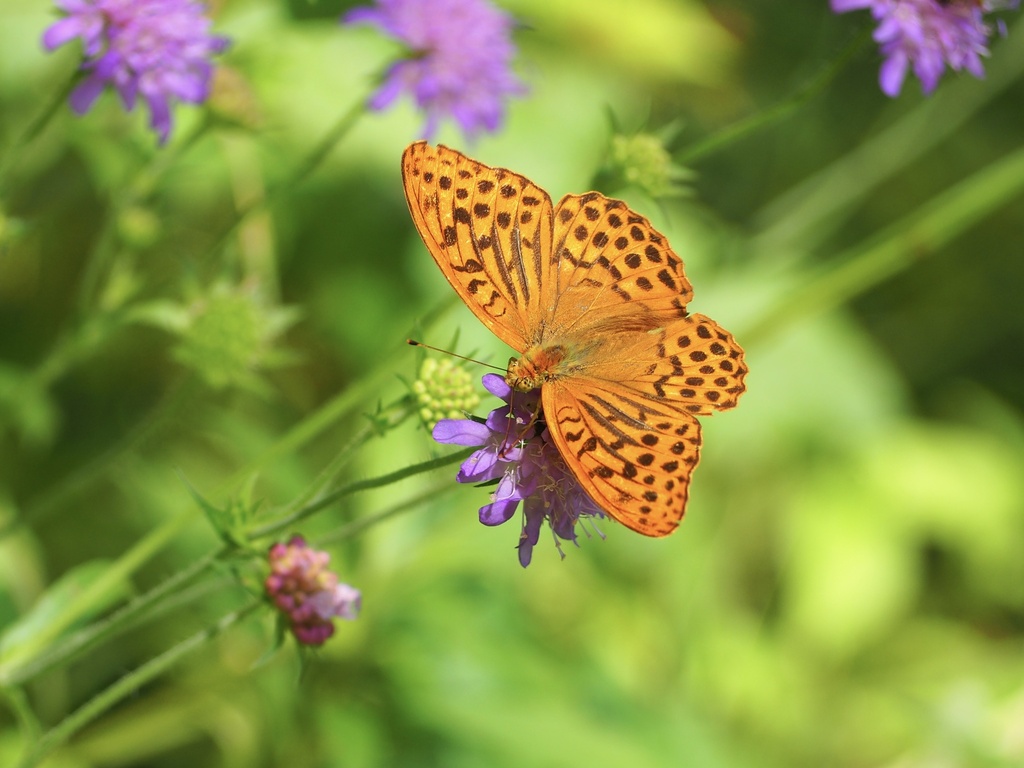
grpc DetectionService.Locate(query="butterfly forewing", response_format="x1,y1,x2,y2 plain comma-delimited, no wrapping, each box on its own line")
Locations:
547,193,694,338
402,142,554,351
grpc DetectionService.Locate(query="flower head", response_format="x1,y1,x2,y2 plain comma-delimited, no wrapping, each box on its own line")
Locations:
344,0,526,141
831,0,1018,96
170,281,300,393
42,0,230,143
433,374,605,567
606,132,694,199
265,536,361,646
412,357,481,428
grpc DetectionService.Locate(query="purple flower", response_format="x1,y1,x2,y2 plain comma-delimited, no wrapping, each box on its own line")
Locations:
42,0,230,143
265,536,361,646
344,0,526,141
433,374,605,567
832,0,1018,96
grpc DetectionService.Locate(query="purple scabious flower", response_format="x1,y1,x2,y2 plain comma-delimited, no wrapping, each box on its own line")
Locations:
433,373,605,567
265,536,361,646
344,0,526,141
42,0,230,143
832,0,1018,96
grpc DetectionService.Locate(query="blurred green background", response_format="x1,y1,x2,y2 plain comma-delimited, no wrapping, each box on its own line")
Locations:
1,0,1023,766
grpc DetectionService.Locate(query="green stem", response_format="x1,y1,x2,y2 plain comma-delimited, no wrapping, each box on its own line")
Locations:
317,480,457,546
0,686,41,745
220,296,457,490
677,29,871,165
0,75,75,197
76,116,213,315
740,142,1024,347
1,548,225,687
246,448,473,541
0,507,197,676
14,600,261,768
2,377,198,540
30,310,124,389
752,17,1024,253
280,397,417,521
200,97,365,263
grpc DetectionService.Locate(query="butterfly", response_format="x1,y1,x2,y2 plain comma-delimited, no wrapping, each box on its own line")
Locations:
402,141,746,537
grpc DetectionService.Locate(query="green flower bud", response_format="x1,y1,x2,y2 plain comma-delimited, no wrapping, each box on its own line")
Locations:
608,133,694,199
413,357,480,429
172,284,298,392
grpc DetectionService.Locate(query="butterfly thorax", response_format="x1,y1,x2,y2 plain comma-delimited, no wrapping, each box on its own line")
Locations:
506,344,569,391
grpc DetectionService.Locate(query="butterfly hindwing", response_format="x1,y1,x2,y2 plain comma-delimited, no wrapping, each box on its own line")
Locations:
540,313,745,536
542,378,703,536
618,313,747,416
402,142,554,351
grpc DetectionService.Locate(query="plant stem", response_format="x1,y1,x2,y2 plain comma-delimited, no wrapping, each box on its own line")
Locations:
740,142,1024,347
220,296,456,491
0,75,75,197
246,448,473,541
677,29,871,165
76,116,213,315
317,480,457,546
3,377,198,539
1,548,225,686
0,507,198,676
14,600,261,768
0,686,41,745
280,397,417,520
200,96,366,263
752,17,1024,253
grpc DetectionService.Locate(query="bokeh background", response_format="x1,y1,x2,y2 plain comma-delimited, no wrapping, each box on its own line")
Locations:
1,0,1023,766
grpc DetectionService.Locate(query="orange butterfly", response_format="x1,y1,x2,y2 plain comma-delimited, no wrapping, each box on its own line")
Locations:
403,142,746,537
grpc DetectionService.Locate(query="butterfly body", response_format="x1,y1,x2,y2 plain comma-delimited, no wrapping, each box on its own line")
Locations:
403,142,747,537
506,344,570,391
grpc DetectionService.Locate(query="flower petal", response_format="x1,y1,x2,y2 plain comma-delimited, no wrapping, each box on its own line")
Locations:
42,17,85,50
341,0,524,140
879,49,909,96
481,373,511,400
69,76,107,115
42,0,228,143
456,448,502,483
433,418,491,446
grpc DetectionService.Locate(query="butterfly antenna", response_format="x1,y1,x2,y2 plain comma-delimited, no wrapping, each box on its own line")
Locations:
406,339,505,372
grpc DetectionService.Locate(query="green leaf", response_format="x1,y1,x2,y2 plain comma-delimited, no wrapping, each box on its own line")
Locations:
178,471,255,547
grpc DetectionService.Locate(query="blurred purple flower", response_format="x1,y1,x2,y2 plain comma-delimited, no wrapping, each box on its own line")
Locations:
265,536,361,646
832,0,1018,96
42,0,229,143
344,0,526,141
433,374,605,567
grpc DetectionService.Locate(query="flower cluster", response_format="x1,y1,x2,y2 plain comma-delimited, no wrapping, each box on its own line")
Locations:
832,0,1018,96
412,357,481,428
42,0,229,143
265,536,361,646
433,374,605,567
344,0,526,141
606,132,694,199
169,281,300,393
